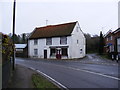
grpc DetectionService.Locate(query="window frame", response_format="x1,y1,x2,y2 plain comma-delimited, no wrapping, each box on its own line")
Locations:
77,40,79,44
107,36,112,41
34,49,38,56
111,36,112,40
61,48,68,56
76,26,79,32
50,48,56,56
46,38,52,45
117,38,120,52
60,37,67,45
34,39,38,45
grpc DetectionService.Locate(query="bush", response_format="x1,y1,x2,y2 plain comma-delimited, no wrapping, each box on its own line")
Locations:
0,33,14,64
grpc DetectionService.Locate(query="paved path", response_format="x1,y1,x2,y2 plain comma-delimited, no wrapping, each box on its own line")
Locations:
80,54,118,65
8,64,36,88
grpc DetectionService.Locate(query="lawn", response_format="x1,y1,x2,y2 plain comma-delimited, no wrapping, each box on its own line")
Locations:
32,73,60,89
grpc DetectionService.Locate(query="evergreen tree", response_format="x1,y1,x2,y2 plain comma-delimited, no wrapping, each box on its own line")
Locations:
17,35,22,43
99,31,104,55
84,33,99,53
22,33,26,43
11,34,20,44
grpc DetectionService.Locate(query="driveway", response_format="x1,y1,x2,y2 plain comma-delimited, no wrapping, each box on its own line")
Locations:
81,54,118,65
15,54,119,88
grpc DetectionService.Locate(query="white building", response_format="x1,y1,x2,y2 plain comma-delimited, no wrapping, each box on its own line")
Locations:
28,21,86,59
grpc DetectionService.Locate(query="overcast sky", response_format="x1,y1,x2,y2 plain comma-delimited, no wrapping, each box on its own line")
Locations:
0,0,119,35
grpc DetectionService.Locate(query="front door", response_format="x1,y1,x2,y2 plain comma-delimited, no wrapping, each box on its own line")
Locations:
56,49,61,59
44,50,47,59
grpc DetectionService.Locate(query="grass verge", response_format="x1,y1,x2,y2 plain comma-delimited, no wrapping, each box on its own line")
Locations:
99,54,111,60
32,73,60,89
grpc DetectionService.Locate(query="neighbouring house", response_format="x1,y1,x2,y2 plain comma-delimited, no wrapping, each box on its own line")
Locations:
15,44,28,57
28,21,86,59
104,28,120,60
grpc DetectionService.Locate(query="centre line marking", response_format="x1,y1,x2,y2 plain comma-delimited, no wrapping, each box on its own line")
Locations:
60,65,120,81
40,62,120,81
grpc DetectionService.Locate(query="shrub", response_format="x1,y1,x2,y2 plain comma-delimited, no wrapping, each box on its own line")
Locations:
0,33,14,64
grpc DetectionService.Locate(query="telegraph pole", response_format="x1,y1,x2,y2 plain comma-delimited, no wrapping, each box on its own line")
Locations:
12,0,16,70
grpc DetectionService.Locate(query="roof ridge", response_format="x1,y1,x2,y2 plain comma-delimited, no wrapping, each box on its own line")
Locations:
29,21,77,39
36,21,77,29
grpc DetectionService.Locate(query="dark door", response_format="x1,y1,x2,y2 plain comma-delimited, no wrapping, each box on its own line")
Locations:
56,49,61,59
44,50,47,59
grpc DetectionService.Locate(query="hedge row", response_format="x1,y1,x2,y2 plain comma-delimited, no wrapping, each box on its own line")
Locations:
0,33,14,64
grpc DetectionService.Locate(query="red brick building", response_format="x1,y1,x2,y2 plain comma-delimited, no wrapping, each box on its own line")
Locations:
104,28,120,60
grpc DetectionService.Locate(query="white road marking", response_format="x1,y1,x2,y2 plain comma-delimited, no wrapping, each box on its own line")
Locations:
81,69,120,81
57,65,120,81
21,59,120,83
38,62,120,81
29,67,68,89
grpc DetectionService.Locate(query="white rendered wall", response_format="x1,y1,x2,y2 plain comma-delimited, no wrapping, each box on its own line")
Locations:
70,22,86,58
28,22,86,59
28,37,71,58
28,39,46,58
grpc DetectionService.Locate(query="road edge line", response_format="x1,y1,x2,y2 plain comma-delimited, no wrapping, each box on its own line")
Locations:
29,67,68,90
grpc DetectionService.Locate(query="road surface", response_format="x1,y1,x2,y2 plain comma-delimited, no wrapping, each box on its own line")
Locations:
15,54,119,88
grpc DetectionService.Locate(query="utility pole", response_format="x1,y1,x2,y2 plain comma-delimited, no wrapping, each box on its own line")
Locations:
118,1,120,28
12,0,16,70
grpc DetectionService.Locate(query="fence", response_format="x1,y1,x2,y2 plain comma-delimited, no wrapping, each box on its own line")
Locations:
2,59,12,88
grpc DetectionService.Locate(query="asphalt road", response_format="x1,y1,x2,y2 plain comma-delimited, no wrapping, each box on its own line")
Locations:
15,54,119,88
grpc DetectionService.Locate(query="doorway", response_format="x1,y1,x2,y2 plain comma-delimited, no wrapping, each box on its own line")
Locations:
44,50,47,59
56,48,61,59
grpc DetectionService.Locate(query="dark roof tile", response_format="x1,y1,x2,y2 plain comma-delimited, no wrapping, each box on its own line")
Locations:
29,22,77,39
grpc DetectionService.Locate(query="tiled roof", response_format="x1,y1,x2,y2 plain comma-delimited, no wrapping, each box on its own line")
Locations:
104,30,113,37
104,28,120,37
29,22,77,39
113,28,120,34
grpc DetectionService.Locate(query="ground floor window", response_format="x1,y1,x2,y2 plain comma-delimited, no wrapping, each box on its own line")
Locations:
50,48,56,56
34,49,38,56
109,45,114,52
62,48,68,56
117,38,120,52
